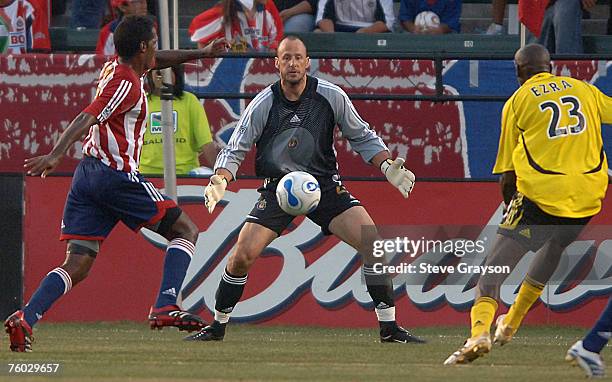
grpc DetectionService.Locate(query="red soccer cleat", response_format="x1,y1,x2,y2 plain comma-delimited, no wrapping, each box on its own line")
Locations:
4,310,33,352
148,305,206,332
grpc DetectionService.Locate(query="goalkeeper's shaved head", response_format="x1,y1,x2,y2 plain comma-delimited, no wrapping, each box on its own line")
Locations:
514,44,552,85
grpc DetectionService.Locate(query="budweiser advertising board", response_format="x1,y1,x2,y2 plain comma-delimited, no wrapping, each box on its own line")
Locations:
24,177,611,327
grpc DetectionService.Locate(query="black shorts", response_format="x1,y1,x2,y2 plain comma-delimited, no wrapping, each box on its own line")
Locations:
497,192,592,252
245,176,362,236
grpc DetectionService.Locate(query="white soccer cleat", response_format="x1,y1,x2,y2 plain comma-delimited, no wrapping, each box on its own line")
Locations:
493,314,516,346
565,340,605,378
443,333,492,365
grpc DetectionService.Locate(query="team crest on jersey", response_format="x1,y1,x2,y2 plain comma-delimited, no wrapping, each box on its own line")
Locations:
256,198,267,210
15,16,25,31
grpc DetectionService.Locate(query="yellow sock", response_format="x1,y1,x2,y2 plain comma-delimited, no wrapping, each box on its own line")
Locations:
505,277,544,330
470,297,498,338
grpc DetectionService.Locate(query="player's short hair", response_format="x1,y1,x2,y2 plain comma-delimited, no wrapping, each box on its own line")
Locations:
277,35,308,54
114,15,155,60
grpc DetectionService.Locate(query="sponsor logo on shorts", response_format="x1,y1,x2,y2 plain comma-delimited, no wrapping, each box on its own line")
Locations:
256,198,267,210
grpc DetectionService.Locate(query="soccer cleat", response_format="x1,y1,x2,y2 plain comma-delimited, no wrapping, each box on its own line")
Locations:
148,305,206,332
183,321,226,341
493,314,516,346
380,325,426,344
4,310,33,353
565,340,605,378
443,333,492,365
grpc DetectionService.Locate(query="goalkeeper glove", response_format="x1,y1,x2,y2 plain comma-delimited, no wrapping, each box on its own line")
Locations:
380,157,415,198
204,174,228,213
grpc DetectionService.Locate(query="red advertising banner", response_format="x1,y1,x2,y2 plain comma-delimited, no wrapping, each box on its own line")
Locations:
0,54,468,177
23,177,611,327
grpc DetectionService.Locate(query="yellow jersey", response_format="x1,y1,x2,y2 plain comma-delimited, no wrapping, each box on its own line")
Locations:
139,92,213,175
493,72,612,218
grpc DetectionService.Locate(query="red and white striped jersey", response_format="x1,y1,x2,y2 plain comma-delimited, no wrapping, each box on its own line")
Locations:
188,2,283,51
0,0,50,53
82,59,148,173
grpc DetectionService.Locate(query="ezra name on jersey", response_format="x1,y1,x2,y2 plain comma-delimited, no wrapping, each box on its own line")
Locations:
530,80,573,97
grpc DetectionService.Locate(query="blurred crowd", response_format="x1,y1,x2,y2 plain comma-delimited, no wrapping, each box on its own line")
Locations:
1,0,609,55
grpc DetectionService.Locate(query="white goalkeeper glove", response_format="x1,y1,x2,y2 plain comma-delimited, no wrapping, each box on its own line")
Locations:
380,157,415,198
204,174,228,213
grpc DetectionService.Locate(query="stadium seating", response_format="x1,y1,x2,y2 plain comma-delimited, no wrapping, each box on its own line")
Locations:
47,0,611,53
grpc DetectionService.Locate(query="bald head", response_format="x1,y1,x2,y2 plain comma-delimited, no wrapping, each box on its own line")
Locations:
514,44,551,85
277,35,308,57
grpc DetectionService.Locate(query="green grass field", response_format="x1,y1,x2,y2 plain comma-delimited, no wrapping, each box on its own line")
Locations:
0,323,599,381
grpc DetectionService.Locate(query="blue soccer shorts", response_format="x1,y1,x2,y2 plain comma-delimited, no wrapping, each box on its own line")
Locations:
59,156,176,241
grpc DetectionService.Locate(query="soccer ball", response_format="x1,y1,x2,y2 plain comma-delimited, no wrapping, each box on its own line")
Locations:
414,11,440,31
275,171,321,216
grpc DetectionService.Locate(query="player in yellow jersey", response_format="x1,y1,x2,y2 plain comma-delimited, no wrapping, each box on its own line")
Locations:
444,43,612,365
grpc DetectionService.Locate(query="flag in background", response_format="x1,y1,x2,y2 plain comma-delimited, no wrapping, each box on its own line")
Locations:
518,0,549,37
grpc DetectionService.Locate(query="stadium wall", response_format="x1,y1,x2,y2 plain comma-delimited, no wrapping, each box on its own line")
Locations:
2,54,612,179
23,177,612,327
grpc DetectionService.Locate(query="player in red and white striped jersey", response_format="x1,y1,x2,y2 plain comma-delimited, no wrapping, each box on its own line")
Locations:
5,16,229,353
81,59,148,172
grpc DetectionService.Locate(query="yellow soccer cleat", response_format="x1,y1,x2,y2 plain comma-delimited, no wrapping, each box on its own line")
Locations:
443,333,492,365
493,314,516,346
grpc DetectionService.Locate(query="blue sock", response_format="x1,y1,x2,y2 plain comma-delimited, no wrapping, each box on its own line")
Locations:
583,296,612,353
154,238,194,308
23,268,72,327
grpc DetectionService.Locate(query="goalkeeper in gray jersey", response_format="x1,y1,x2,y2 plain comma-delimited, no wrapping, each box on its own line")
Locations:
185,35,423,344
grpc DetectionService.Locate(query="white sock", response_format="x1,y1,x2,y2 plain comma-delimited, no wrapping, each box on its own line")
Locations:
375,306,396,322
214,310,231,324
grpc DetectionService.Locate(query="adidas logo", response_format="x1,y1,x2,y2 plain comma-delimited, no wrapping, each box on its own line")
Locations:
162,288,177,297
290,114,301,123
36,313,43,320
519,228,531,238
376,302,390,309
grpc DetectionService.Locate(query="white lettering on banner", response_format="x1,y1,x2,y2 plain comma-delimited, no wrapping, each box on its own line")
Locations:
140,186,612,321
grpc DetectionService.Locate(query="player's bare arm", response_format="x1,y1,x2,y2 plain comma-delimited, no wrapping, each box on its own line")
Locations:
24,112,98,178
214,168,233,182
370,150,391,168
154,39,230,69
500,171,517,205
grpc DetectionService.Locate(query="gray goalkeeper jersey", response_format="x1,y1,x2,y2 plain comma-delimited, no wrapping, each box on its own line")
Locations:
215,75,387,179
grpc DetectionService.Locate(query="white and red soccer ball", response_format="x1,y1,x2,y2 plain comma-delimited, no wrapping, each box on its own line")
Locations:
414,11,441,31
276,171,321,216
